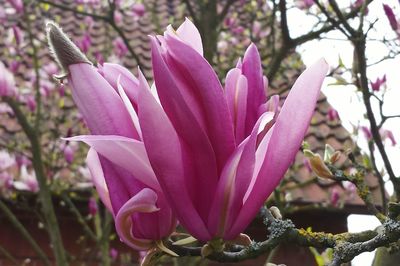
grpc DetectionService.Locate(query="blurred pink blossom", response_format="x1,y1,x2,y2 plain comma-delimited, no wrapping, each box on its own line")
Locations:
330,187,340,207
77,33,92,54
43,62,59,77
0,7,6,22
370,75,386,91
12,25,23,47
14,166,39,193
132,3,146,17
113,37,128,58
75,0,99,5
15,155,31,168
6,0,24,14
0,150,15,171
327,107,340,121
0,172,13,191
380,129,397,146
383,4,398,31
0,61,17,97
9,60,20,73
114,10,123,24
232,25,245,35
351,0,368,13
26,95,36,112
63,145,75,163
110,248,118,260
224,17,235,27
343,181,356,201
360,126,372,140
88,197,98,215
93,51,105,65
296,0,314,9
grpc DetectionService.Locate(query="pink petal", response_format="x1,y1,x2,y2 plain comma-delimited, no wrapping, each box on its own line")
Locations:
117,77,142,139
163,33,236,169
115,188,159,251
137,70,210,241
86,148,114,213
99,63,140,107
225,68,248,143
67,135,159,191
241,44,267,134
175,18,203,56
229,59,328,238
151,36,207,132
151,38,220,220
208,112,274,238
68,64,138,139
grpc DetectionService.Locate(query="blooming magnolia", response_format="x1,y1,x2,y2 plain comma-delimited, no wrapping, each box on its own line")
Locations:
47,18,327,245
47,22,177,252
145,19,327,241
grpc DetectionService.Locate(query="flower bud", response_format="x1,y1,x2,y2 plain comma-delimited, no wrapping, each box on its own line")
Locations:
304,150,334,179
46,21,91,76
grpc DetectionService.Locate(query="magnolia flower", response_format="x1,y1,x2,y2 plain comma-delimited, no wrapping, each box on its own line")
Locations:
47,18,327,245
0,61,17,97
47,22,177,252
146,19,327,241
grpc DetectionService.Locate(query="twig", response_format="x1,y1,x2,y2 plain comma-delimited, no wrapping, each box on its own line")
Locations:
4,97,68,266
61,193,97,241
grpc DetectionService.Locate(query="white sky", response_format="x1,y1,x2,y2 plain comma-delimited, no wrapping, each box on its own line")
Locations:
286,1,400,265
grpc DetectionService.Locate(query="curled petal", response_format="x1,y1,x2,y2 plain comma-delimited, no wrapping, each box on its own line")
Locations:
115,188,159,251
